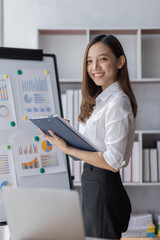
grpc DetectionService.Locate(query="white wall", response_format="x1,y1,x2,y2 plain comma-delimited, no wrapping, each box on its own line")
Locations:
0,0,3,46
3,0,160,48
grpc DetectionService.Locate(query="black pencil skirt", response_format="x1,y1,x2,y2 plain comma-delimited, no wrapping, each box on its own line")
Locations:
81,163,131,239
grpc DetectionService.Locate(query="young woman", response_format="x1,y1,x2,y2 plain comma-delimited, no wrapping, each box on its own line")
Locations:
39,34,137,239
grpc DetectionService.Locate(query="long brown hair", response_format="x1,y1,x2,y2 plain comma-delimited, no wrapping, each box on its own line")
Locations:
78,34,137,123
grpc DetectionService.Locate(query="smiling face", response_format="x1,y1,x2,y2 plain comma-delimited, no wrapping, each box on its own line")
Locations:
87,42,123,91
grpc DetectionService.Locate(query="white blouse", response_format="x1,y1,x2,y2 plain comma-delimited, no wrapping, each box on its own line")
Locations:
79,81,135,171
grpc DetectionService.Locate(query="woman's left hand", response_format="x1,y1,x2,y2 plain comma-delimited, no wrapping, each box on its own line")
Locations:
38,129,69,153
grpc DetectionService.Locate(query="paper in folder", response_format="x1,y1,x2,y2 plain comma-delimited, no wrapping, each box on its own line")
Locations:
29,114,101,161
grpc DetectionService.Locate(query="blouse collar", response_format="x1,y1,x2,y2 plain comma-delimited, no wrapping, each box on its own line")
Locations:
96,81,121,103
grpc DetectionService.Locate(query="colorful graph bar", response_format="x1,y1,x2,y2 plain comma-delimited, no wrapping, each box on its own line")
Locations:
41,155,58,168
0,155,10,174
0,84,9,101
19,143,38,155
0,181,12,189
22,157,40,170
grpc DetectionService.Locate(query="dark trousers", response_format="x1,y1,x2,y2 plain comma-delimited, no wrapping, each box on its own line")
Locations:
81,163,131,239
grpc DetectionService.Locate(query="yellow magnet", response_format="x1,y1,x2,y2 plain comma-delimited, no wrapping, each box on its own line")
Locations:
4,75,8,79
23,116,28,120
45,70,49,74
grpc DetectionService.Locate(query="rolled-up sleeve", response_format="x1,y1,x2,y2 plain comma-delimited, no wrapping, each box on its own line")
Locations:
103,98,133,171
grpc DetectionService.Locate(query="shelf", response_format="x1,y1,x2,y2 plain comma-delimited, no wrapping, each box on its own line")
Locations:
89,29,138,80
142,29,160,34
38,27,160,226
89,29,138,35
74,182,160,187
74,182,81,187
39,29,87,35
121,238,160,240
142,29,160,78
124,183,160,186
131,78,160,83
38,27,160,80
135,130,160,134
59,78,82,83
59,78,160,83
132,82,160,131
38,29,87,79
142,133,160,148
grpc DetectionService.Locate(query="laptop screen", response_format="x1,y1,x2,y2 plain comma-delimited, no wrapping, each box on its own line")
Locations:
2,187,85,240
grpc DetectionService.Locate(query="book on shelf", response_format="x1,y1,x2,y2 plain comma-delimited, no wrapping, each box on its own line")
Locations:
123,156,132,183
156,141,160,182
132,141,140,183
61,89,83,180
150,148,158,182
73,161,81,183
66,89,74,126
68,156,74,177
61,93,67,118
73,89,80,130
119,168,123,181
143,148,150,182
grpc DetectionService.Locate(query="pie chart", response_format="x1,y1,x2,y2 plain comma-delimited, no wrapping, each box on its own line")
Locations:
42,140,53,152
24,94,32,103
0,181,12,190
0,105,9,118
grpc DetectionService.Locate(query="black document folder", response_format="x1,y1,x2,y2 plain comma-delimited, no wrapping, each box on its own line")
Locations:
30,115,100,161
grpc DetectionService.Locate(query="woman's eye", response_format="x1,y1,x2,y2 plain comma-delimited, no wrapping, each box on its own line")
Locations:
87,59,92,64
100,58,107,61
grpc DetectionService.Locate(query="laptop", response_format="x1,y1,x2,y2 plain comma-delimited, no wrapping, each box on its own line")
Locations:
2,187,85,240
